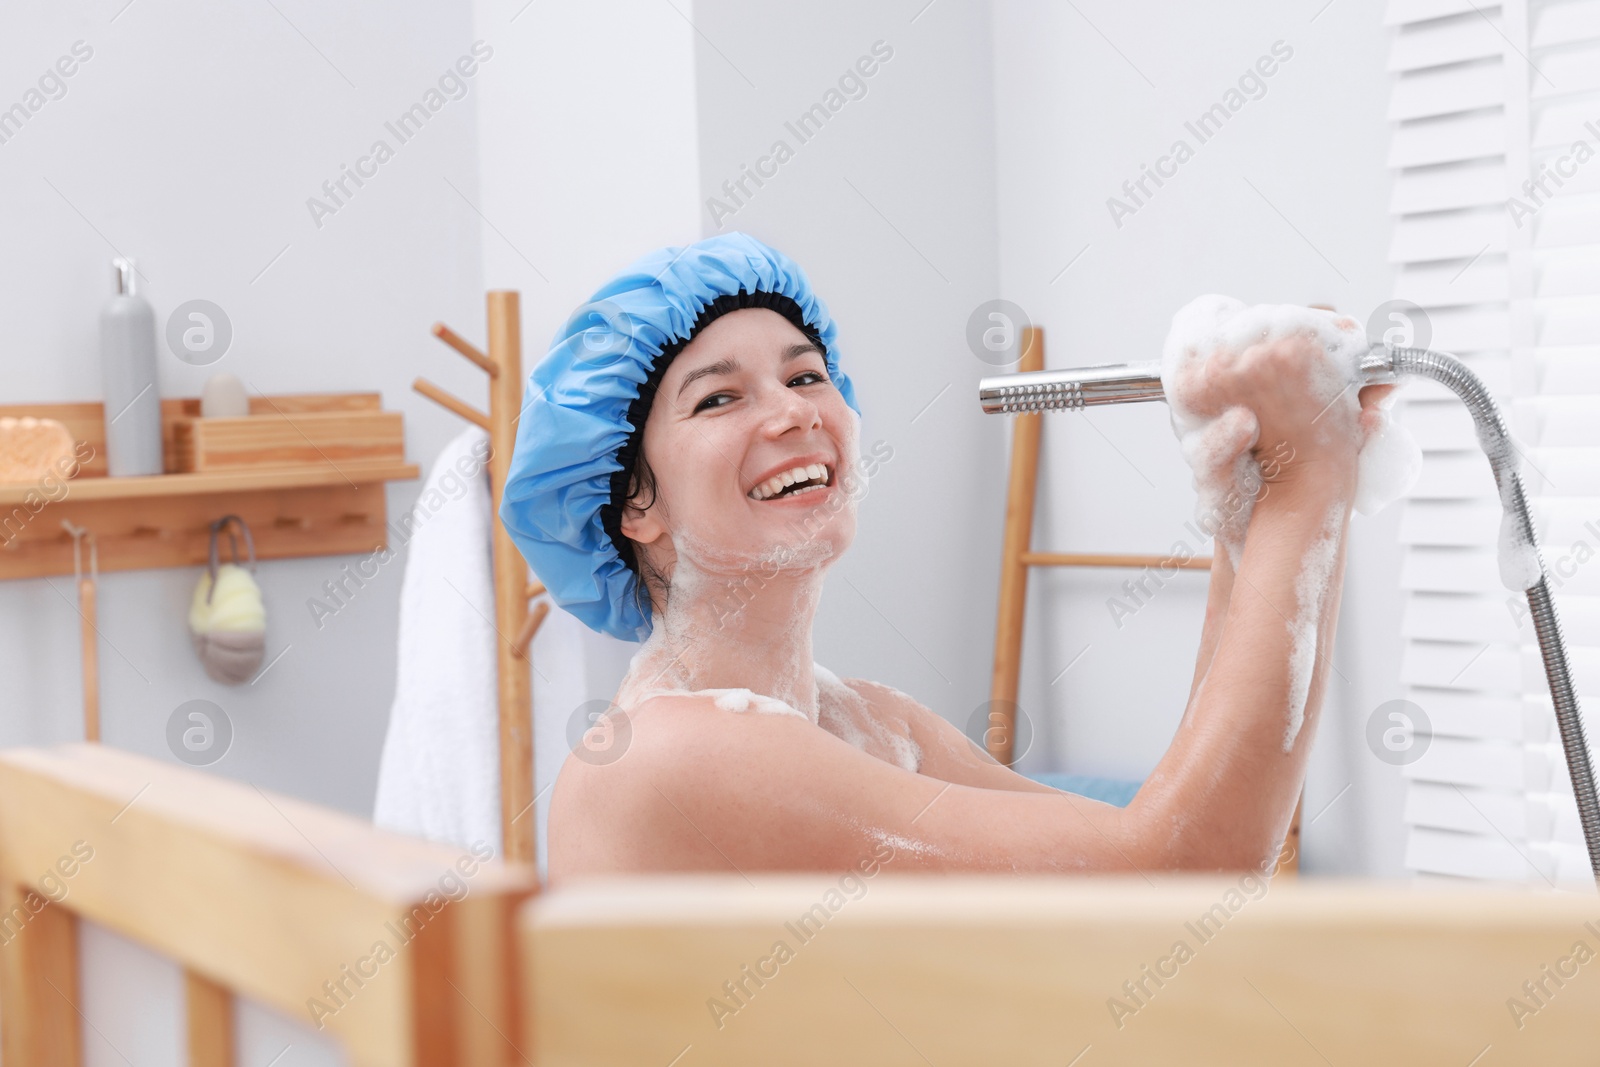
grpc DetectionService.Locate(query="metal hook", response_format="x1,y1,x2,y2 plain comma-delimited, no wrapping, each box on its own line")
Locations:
61,520,96,582
205,515,257,606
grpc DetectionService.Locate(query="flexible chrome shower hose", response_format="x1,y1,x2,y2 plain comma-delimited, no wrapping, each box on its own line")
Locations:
1387,346,1600,883
977,344,1600,881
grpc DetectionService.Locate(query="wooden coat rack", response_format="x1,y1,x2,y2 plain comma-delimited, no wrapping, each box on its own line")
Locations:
414,290,549,867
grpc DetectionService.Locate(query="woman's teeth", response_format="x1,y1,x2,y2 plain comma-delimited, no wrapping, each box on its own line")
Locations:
748,463,831,501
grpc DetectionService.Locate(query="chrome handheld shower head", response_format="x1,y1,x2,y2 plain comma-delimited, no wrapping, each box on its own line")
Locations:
976,344,1401,415
976,361,1165,414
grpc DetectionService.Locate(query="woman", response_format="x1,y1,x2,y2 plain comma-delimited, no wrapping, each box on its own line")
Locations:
501,232,1390,880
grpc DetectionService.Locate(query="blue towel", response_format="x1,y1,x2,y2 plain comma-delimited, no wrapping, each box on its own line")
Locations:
1023,772,1141,808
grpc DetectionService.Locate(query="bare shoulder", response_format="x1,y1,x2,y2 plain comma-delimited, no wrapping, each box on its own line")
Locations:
555,688,831,816
548,690,810,878
837,676,924,723
545,687,939,879
836,676,954,743
552,691,744,804
834,676,1053,794
570,689,807,777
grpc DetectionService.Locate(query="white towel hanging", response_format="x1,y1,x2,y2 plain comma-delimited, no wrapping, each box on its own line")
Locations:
373,425,592,878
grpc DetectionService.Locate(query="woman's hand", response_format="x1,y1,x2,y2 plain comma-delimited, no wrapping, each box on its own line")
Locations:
1182,329,1361,494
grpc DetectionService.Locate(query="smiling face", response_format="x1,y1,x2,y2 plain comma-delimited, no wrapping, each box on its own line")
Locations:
618,307,862,593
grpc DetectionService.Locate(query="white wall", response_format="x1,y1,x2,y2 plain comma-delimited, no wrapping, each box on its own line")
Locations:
689,0,1008,735
989,0,1407,875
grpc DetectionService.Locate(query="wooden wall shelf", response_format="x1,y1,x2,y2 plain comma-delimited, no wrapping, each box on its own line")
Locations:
0,460,417,506
0,397,419,580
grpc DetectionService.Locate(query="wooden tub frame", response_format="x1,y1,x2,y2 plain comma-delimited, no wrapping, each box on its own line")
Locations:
3,745,1596,1065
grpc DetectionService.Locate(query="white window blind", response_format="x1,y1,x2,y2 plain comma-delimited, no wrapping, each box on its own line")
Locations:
1387,0,1600,885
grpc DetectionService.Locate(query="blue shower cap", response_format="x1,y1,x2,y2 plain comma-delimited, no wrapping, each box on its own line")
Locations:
499,232,862,643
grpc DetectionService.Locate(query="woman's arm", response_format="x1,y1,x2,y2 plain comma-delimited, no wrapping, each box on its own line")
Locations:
1187,544,1235,710
899,693,1062,793
890,446,1351,864
1187,438,1295,709
1131,467,1352,869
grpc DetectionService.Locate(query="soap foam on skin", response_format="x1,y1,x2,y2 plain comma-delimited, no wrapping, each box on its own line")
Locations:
624,664,927,776
1283,500,1344,753
1351,385,1421,517
615,529,834,723
1161,296,1422,756
626,684,809,719
814,663,923,773
1160,295,1423,564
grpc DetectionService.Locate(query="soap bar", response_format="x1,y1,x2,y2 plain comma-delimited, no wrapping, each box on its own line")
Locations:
0,416,76,483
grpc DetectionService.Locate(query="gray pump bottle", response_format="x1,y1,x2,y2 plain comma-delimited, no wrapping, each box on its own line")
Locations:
99,257,163,476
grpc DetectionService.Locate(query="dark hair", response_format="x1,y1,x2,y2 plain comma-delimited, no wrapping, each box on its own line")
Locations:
598,289,827,620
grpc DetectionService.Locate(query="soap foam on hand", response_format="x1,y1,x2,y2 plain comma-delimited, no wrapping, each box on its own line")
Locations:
1159,295,1424,564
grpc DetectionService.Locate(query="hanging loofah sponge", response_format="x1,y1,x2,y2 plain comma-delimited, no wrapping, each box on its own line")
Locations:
189,517,267,684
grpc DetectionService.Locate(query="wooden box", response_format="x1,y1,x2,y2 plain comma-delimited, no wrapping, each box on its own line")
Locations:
167,395,405,473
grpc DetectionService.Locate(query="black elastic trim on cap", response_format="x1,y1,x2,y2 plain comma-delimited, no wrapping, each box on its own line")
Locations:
599,289,826,579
